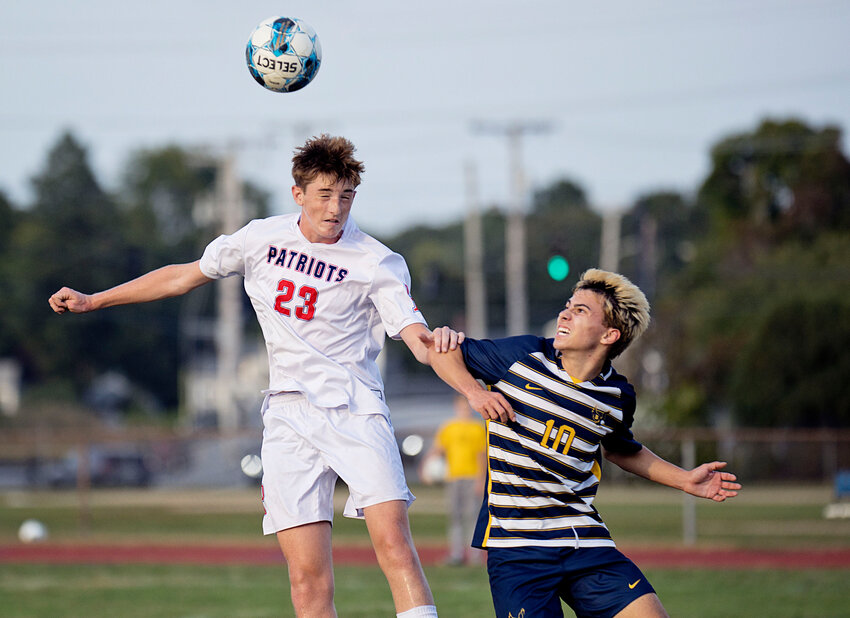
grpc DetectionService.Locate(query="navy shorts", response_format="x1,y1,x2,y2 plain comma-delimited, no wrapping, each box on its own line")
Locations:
486,546,656,618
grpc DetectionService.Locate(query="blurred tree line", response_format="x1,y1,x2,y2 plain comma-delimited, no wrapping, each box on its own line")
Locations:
0,132,270,412
383,118,850,429
0,118,848,428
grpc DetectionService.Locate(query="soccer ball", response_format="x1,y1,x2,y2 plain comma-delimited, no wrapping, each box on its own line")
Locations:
240,453,263,479
420,455,447,485
18,519,48,543
246,16,322,93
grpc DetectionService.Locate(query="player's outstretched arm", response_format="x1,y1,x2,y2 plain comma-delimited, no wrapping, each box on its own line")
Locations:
425,344,515,423
49,261,213,315
399,323,464,364
430,325,465,354
605,447,741,502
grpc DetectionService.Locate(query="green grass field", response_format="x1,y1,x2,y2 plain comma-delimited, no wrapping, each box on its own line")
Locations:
1,564,848,617
2,483,849,617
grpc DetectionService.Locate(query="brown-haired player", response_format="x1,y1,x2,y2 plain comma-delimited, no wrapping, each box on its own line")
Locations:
50,134,459,618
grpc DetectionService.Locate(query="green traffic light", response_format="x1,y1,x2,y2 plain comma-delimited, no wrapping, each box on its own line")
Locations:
547,255,569,281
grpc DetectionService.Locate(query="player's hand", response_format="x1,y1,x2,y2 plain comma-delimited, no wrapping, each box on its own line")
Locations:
467,389,515,423
430,326,465,353
48,287,94,314
684,461,741,502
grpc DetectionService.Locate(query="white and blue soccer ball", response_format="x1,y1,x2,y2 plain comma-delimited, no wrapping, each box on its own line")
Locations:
246,16,322,93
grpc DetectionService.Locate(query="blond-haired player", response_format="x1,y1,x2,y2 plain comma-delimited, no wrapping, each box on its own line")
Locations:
428,269,741,618
49,135,456,618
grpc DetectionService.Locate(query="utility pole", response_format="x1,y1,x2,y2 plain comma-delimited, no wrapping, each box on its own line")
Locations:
473,121,550,335
505,126,528,336
214,153,244,431
185,132,280,430
639,214,658,301
463,161,487,339
600,210,622,273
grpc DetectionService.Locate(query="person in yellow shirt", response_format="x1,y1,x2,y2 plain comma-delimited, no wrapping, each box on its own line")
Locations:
422,395,487,565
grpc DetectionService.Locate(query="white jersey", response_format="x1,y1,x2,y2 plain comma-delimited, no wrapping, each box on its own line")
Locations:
199,213,426,416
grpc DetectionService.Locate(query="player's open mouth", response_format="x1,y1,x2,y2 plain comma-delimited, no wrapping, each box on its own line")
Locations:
557,326,570,336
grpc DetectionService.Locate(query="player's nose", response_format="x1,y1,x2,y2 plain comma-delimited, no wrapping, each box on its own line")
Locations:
327,195,343,213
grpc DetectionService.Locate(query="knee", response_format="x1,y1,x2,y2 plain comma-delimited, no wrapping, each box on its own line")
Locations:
365,503,421,572
373,533,419,571
288,565,334,609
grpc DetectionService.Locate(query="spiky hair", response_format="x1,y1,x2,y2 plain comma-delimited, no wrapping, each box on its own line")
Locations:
574,268,650,359
291,134,365,188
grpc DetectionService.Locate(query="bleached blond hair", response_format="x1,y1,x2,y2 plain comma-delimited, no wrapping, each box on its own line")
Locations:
574,269,650,359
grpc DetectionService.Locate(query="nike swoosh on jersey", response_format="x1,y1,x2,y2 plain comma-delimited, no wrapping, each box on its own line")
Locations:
629,579,641,589
524,383,542,391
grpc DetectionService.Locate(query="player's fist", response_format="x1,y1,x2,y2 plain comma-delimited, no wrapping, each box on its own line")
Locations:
468,389,515,423
48,287,93,314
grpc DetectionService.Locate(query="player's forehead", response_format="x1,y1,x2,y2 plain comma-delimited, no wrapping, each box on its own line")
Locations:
306,173,356,193
566,289,604,311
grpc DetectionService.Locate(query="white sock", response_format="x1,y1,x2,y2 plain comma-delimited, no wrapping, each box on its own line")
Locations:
396,605,438,618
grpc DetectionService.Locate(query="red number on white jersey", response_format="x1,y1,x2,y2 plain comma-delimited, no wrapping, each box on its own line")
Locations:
274,279,318,321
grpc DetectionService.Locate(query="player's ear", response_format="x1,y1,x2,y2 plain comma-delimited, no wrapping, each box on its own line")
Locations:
601,328,621,346
291,184,304,205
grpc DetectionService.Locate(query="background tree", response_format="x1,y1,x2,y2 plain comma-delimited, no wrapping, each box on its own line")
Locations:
526,179,601,330
2,133,271,413
618,191,701,301
658,118,850,427
382,177,602,342
5,118,849,429
730,292,850,427
0,189,20,356
110,145,271,409
4,132,127,392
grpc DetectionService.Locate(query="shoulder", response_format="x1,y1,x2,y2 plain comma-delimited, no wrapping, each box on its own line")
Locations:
471,334,547,354
598,363,637,404
224,214,296,242
346,225,411,280
461,334,548,364
346,224,398,260
248,213,298,232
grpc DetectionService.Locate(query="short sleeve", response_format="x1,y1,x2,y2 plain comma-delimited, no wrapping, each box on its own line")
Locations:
199,225,249,279
368,251,426,338
600,388,643,455
460,336,542,385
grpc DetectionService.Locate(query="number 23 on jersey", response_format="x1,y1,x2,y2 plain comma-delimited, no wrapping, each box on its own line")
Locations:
274,278,318,321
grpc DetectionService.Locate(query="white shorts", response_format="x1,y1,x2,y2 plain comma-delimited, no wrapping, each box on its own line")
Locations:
260,392,414,535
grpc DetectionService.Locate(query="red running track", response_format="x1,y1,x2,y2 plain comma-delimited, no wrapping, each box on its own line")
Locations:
2,544,850,569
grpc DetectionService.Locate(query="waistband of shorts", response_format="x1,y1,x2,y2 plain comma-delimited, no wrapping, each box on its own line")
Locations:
267,390,305,402
264,389,385,403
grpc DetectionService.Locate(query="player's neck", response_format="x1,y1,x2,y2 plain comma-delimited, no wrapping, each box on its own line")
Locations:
558,350,607,383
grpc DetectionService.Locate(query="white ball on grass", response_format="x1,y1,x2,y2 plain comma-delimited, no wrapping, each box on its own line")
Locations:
18,519,48,543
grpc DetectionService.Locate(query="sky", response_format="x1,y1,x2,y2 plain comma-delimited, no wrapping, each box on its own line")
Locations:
1,0,849,237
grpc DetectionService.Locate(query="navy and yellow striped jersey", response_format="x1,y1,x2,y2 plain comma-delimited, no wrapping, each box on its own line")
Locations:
462,335,643,549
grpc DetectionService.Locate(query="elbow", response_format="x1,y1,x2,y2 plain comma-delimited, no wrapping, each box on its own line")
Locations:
171,263,209,297
603,448,628,468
